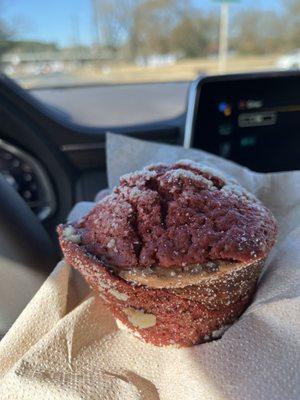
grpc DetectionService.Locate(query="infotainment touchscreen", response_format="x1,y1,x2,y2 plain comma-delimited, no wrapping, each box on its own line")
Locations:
184,71,300,172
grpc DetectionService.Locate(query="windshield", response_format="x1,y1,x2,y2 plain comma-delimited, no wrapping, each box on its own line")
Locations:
0,0,295,89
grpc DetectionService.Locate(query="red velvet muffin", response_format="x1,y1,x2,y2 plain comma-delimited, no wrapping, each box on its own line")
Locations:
58,160,277,347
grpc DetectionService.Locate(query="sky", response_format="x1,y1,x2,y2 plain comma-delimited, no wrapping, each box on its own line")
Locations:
2,0,281,47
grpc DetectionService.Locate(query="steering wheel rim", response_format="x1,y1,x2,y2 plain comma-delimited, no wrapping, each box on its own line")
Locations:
0,175,59,272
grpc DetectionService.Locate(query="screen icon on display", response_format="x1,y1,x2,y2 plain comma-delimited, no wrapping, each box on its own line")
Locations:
238,99,263,110
218,124,233,135
238,100,247,110
218,102,232,116
240,135,257,147
219,142,231,158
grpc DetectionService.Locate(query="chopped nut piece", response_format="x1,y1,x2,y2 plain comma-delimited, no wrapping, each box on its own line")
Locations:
109,289,128,301
124,308,156,329
62,226,81,244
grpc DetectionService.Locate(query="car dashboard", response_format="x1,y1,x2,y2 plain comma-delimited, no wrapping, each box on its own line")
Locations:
1,70,300,239
0,74,183,238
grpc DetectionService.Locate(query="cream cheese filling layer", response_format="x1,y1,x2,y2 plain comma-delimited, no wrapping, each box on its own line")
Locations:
116,259,262,289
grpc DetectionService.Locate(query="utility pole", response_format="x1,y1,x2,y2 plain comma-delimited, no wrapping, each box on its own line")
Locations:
218,1,229,73
91,0,100,49
71,15,80,47
214,0,239,73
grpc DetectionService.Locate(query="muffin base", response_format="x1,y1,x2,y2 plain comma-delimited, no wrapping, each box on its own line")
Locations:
58,225,264,347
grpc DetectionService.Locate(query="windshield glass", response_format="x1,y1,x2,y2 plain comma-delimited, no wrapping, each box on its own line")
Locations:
0,0,294,89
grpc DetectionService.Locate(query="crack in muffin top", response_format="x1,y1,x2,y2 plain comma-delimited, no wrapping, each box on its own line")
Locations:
75,160,277,270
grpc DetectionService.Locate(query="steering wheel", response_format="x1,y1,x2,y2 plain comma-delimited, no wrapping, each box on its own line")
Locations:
0,175,59,337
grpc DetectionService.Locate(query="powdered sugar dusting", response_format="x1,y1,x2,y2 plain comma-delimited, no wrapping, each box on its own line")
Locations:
58,223,266,346
175,159,229,181
56,153,278,349
161,168,214,188
74,159,277,271
120,169,157,187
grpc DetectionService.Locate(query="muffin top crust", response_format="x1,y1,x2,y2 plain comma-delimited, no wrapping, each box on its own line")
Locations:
74,160,277,270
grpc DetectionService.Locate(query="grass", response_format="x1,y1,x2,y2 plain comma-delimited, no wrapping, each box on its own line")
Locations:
73,54,280,85
15,54,280,89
